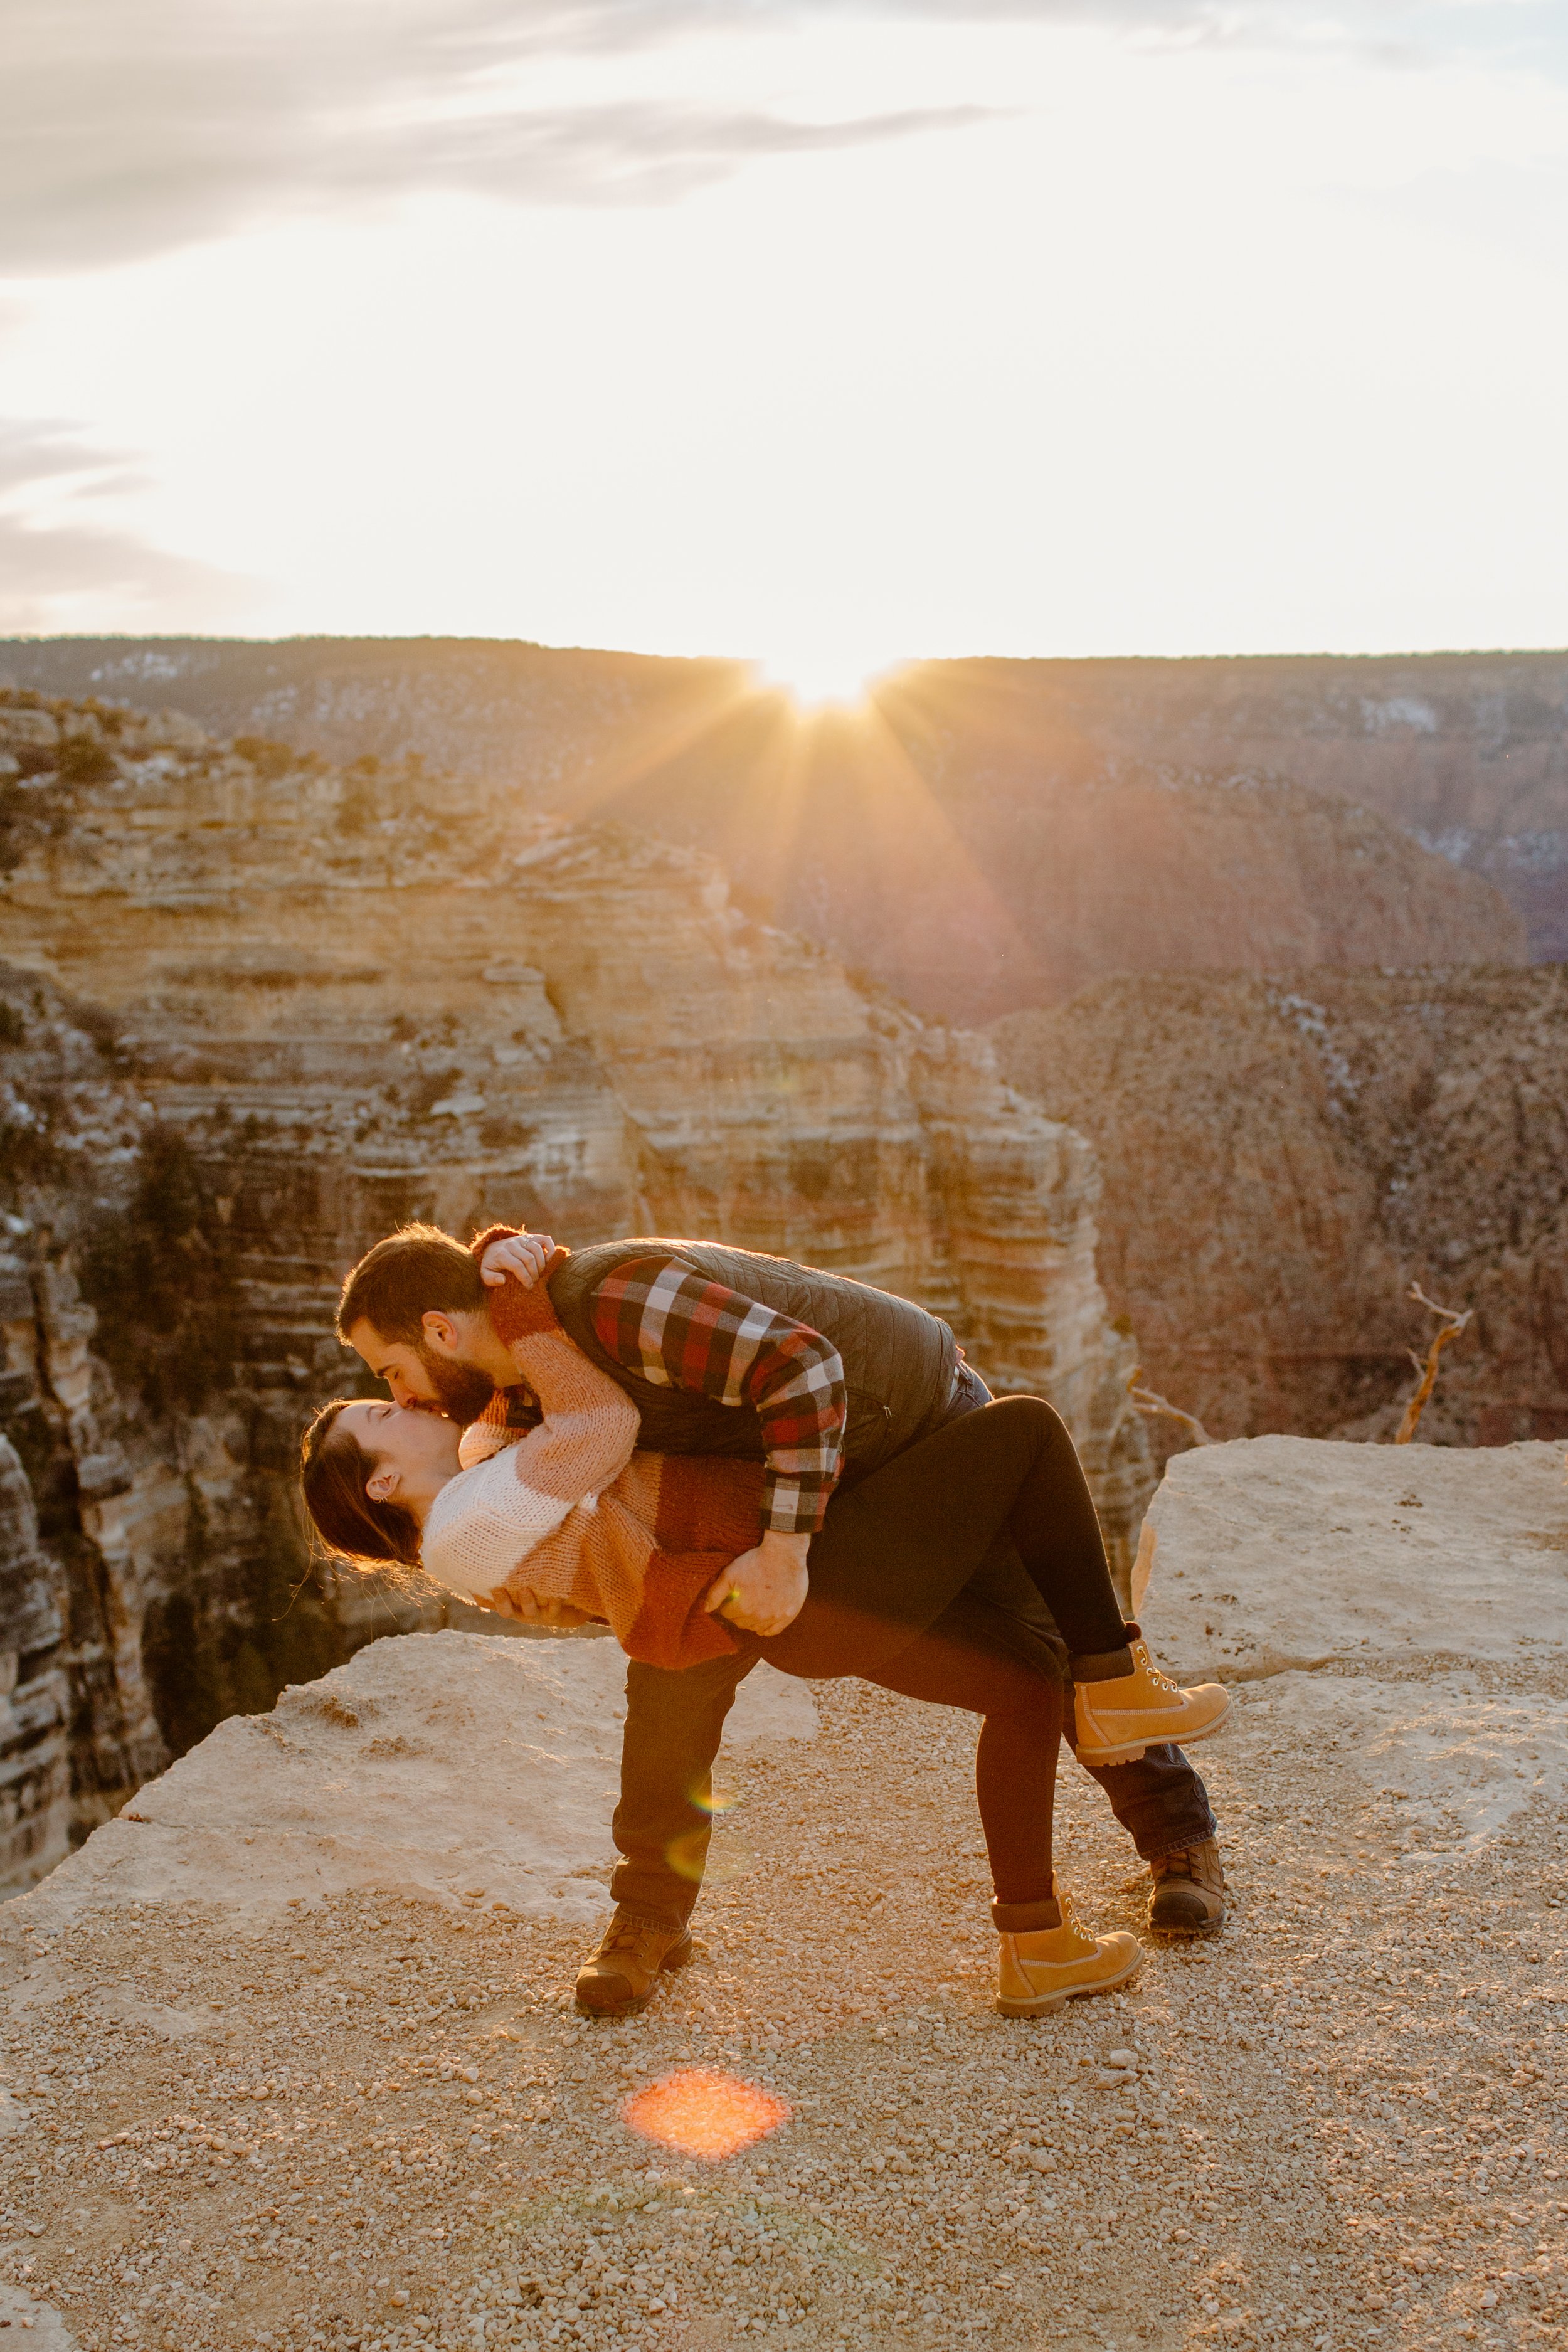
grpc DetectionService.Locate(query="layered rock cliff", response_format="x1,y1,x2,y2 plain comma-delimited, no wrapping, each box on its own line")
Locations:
993,965,1568,1469
0,640,1534,1023
0,965,384,1901
0,689,1150,1889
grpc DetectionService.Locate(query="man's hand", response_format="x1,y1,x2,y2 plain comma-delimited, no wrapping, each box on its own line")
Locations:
487,1584,595,1631
479,1232,556,1288
704,1530,810,1638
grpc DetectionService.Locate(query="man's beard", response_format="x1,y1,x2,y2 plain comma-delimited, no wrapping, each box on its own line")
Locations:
412,1342,496,1427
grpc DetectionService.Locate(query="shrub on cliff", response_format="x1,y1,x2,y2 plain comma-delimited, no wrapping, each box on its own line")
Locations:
80,1127,241,1418
232,734,298,780
56,733,117,784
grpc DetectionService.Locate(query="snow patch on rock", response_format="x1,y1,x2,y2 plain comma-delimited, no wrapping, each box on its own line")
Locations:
26,1631,815,1925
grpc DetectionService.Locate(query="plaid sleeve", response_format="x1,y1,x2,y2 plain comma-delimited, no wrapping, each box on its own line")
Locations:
588,1256,846,1536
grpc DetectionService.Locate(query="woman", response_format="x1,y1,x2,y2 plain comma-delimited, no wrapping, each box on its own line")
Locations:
302,1270,1228,2017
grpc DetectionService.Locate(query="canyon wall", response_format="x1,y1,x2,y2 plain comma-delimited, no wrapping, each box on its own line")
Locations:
0,688,1150,1890
0,640,1536,1024
992,965,1568,1473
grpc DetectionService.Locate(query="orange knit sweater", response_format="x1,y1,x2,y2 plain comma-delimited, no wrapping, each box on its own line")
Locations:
420,1271,761,1669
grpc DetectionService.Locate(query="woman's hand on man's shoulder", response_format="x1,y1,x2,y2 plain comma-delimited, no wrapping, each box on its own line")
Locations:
479,1232,556,1289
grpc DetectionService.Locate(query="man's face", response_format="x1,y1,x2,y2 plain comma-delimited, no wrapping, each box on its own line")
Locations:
347,1316,497,1426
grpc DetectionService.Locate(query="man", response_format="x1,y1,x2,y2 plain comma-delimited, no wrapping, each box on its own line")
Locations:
339,1223,1225,2014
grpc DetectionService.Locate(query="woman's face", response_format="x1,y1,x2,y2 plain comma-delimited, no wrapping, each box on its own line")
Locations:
335,1400,463,1505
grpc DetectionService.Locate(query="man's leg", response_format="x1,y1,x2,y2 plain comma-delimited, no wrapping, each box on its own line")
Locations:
609,1646,759,1927
1076,1742,1217,1859
1074,1742,1226,1934
578,1646,759,2015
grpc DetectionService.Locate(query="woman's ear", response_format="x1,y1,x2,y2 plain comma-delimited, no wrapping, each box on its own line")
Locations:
366,1463,399,1505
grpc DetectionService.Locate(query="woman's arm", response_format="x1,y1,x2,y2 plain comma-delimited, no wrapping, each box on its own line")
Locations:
421,1277,640,1597
482,1583,595,1631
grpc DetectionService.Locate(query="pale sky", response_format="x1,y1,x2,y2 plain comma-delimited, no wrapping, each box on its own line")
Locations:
3,1,1567,694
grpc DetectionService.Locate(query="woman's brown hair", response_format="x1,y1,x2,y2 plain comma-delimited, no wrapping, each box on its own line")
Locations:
300,1400,422,1572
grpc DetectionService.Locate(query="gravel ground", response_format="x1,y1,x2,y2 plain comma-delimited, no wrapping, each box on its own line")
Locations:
0,1673,1563,2352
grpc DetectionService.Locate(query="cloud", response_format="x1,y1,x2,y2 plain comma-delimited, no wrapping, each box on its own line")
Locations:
6,0,1564,278
0,420,258,631
1,0,994,277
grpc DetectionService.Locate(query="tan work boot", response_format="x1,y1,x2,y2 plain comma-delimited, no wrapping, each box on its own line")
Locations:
1148,1840,1226,1937
994,1877,1142,2017
575,1909,697,2016
1073,1627,1231,1767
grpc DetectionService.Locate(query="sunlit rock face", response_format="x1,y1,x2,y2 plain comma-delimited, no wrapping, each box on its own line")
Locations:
993,967,1568,1470
0,1434,70,1890
0,691,1149,1883
28,1633,815,1927
1139,1434,1568,1858
0,640,1538,1020
0,963,373,1890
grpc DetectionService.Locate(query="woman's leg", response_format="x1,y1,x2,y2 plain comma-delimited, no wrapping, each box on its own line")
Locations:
980,1401,1231,1761
861,1589,1143,2010
813,1394,1128,1665
867,1608,1063,1910
994,1397,1128,1658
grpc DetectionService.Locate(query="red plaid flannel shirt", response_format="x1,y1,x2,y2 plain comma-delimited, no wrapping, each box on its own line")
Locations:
588,1256,846,1535
483,1246,847,1534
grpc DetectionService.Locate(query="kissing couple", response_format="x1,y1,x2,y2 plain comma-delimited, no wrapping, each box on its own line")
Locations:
302,1224,1229,2018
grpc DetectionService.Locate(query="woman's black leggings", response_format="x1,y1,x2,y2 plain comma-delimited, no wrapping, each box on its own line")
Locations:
807,1397,1128,1912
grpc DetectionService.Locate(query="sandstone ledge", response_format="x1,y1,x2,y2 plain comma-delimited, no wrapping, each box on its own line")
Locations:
0,1440,1562,2352
24,1635,816,1929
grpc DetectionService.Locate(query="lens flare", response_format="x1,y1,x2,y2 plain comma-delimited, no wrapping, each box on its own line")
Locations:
664,1829,750,1885
623,2070,791,2163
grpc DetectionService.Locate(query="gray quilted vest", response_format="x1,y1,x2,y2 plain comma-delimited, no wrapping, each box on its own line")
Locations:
546,1239,958,1475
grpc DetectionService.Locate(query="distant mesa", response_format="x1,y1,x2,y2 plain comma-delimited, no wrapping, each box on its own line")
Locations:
1,637,1552,1021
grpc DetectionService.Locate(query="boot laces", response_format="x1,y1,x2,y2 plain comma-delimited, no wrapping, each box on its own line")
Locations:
603,1915,664,1957
1154,1843,1222,1892
1136,1644,1182,1696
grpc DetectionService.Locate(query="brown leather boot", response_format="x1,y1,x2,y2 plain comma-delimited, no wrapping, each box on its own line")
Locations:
1148,1840,1226,1937
575,1909,697,2016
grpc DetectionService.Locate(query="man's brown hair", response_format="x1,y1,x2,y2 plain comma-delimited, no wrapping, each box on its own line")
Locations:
336,1222,486,1347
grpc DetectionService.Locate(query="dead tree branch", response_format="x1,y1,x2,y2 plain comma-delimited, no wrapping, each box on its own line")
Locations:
1394,1282,1472,1446
1126,1365,1212,1447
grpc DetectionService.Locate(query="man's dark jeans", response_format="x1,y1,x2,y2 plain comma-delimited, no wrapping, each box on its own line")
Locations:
610,1368,1218,1928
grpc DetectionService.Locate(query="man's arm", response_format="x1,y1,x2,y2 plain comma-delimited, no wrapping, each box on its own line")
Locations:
474,1234,839,1636
475,1232,847,1532
591,1255,843,1640
588,1256,847,1534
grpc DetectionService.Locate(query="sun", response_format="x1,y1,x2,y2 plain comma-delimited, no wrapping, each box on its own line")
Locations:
755,643,890,711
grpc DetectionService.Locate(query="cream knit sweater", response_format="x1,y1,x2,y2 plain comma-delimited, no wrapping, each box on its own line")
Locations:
418,1271,762,1670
